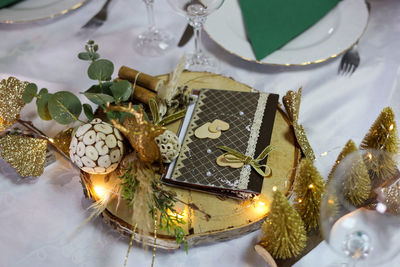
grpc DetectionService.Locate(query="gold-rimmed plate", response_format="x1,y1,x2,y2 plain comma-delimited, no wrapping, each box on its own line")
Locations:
204,0,369,66
0,0,89,24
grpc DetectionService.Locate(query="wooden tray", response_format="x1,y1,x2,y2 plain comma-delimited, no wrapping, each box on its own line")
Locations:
81,72,301,249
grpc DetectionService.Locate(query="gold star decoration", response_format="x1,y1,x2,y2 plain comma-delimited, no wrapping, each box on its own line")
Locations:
0,77,28,131
0,135,48,177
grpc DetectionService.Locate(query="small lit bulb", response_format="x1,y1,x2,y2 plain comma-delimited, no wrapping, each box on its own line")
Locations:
48,138,54,143
255,201,269,215
367,153,373,160
272,186,277,192
328,199,335,204
308,184,314,189
389,124,394,131
94,185,106,198
298,199,302,203
321,151,328,156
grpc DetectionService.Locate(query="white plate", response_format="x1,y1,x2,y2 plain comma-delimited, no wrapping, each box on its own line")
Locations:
0,0,89,24
204,0,369,66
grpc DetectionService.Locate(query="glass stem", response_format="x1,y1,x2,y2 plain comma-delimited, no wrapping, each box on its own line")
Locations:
193,25,202,58
144,0,156,32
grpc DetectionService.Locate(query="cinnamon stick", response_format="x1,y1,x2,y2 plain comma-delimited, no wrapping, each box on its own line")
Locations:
133,84,156,105
116,78,156,105
118,66,163,92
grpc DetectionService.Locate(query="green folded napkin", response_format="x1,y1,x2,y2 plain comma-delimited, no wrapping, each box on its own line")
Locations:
0,0,22,8
238,0,341,60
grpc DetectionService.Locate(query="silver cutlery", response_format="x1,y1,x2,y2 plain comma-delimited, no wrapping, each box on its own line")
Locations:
81,0,112,29
338,44,360,76
177,24,194,47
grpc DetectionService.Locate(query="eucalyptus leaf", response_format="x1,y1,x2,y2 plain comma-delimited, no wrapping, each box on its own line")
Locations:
83,104,94,121
85,82,113,96
82,92,115,106
110,80,132,102
22,83,38,103
36,89,52,120
48,91,82,125
92,52,100,60
119,112,133,123
87,59,114,81
78,52,91,61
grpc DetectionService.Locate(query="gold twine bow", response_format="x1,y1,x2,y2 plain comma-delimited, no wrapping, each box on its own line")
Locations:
282,88,315,161
149,97,186,126
218,145,274,177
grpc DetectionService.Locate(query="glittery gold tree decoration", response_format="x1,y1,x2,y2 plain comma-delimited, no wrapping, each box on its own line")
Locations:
328,140,358,183
0,135,47,177
293,158,325,231
342,149,371,206
360,107,399,180
260,189,307,259
0,77,28,130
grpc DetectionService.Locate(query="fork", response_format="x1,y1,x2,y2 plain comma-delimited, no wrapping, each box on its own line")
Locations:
81,0,112,29
338,44,360,76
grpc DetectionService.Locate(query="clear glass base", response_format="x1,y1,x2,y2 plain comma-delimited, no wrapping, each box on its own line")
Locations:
135,29,174,57
184,52,218,72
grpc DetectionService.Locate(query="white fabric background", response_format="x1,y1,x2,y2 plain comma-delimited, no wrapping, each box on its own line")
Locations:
0,0,400,266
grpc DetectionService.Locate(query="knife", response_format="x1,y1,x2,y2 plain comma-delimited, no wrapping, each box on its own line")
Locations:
178,24,194,47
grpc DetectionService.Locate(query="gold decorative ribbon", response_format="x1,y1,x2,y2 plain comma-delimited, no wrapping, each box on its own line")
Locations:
282,88,315,161
149,97,186,126
218,145,274,177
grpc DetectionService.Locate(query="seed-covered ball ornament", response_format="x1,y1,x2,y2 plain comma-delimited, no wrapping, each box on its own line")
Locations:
69,118,124,174
155,130,180,163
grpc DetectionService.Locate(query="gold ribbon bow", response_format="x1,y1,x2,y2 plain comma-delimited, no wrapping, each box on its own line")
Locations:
282,87,315,161
218,145,274,177
149,97,186,126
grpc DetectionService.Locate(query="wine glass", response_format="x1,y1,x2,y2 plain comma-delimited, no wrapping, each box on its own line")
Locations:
320,149,400,266
167,0,224,71
135,0,175,57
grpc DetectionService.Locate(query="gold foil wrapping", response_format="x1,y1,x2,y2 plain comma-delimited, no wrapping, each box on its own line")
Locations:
0,135,47,177
282,88,315,161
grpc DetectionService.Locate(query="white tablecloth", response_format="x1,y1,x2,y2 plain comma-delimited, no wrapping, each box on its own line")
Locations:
1,0,400,266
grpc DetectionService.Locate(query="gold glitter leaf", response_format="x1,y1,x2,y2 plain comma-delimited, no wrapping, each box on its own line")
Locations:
52,128,73,156
0,135,47,177
0,77,28,131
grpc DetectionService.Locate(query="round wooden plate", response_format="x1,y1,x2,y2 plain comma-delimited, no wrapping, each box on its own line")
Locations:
82,72,301,249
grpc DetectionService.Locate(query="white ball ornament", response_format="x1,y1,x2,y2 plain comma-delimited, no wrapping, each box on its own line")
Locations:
69,118,124,174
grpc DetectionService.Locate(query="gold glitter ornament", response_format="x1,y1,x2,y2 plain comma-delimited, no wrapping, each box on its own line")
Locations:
282,88,315,161
0,135,47,177
0,77,28,131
